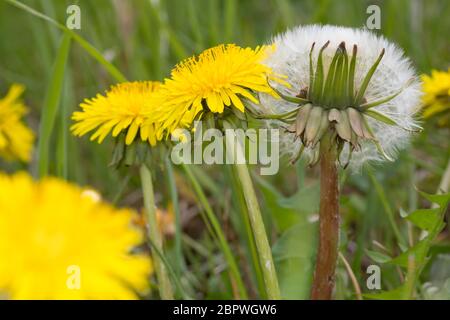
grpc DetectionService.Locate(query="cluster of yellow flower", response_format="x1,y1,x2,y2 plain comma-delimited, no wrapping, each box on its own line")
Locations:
71,44,280,147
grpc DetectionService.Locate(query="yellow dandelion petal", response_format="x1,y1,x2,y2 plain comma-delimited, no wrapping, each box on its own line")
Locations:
227,89,245,112
421,68,450,125
125,118,141,145
0,84,34,162
147,44,280,139
71,81,162,145
0,172,152,299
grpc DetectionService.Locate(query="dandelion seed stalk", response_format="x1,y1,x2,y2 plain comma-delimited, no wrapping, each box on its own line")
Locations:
311,131,339,300
140,164,174,300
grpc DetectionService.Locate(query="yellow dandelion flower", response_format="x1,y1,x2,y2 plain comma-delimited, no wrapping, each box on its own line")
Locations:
0,172,151,299
0,84,34,162
71,81,161,146
421,68,450,125
148,44,281,139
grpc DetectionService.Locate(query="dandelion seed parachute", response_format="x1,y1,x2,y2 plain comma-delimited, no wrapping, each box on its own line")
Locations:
0,172,151,299
258,25,422,169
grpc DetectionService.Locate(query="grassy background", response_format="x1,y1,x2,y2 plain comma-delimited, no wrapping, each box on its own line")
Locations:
0,0,449,299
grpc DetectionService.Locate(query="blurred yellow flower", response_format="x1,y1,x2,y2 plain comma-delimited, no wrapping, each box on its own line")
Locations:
71,81,162,146
148,44,280,139
0,84,34,162
0,172,151,299
421,68,450,125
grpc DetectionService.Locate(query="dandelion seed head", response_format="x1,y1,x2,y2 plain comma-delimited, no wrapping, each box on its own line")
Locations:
258,25,422,169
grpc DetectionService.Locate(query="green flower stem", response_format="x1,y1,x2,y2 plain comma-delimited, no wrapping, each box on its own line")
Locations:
140,164,174,300
164,157,185,276
227,166,267,299
180,163,249,299
311,131,340,300
223,121,281,300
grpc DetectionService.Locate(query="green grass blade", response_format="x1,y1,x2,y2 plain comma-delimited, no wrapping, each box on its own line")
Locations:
146,0,187,61
207,0,220,44
37,32,71,178
224,0,236,43
56,71,73,179
187,0,205,51
6,0,127,82
181,163,249,299
165,156,186,277
366,166,406,246
227,165,267,299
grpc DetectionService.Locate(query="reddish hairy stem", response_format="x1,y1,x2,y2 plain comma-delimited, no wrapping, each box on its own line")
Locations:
311,135,340,300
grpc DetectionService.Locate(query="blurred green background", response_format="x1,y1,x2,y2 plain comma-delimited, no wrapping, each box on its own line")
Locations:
0,0,449,299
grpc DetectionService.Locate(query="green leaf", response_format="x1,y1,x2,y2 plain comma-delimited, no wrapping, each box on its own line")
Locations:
366,250,392,264
272,222,318,299
419,191,450,208
406,208,441,232
256,176,319,232
37,32,71,177
389,240,429,268
364,285,407,300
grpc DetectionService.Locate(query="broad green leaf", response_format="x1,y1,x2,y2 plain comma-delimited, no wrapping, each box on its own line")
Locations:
419,191,450,208
272,222,318,299
256,177,319,232
406,208,441,232
389,240,429,268
364,285,407,300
